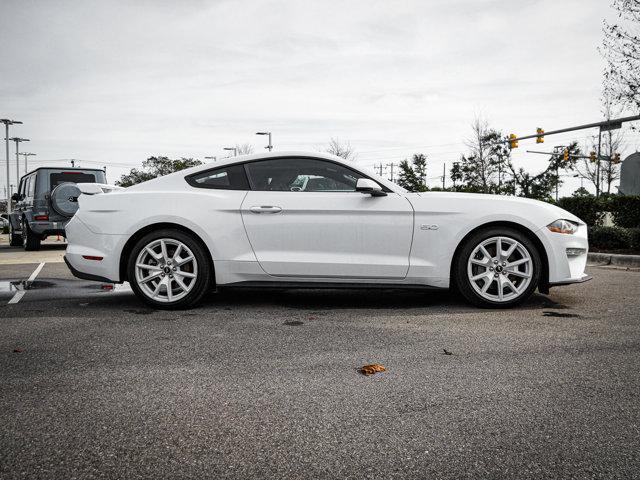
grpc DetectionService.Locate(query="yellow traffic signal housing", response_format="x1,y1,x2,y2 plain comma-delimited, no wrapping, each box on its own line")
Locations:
612,153,621,164
589,151,597,163
536,128,544,143
563,150,569,162
509,134,518,149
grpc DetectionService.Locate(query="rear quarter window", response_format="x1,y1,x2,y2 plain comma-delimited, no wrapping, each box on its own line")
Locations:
185,164,249,190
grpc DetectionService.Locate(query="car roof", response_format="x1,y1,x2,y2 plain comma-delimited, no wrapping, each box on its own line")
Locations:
127,151,404,193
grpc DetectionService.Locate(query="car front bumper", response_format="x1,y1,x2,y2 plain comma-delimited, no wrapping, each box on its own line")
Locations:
536,223,590,289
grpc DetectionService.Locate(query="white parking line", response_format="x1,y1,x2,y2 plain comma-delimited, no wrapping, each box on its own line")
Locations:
8,262,45,305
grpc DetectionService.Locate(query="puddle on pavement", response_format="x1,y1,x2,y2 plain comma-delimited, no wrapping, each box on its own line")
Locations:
81,282,132,293
0,280,55,292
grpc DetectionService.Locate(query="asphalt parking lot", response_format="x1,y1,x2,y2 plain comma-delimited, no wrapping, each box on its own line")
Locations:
1,241,639,479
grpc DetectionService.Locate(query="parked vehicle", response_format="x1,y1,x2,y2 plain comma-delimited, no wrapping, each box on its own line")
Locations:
64,152,590,309
9,167,107,250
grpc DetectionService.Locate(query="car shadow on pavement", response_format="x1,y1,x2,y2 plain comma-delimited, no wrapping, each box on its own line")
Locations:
199,288,565,313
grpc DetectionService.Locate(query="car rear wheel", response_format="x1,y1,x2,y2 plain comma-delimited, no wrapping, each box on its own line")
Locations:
22,218,41,251
127,229,211,310
454,227,541,308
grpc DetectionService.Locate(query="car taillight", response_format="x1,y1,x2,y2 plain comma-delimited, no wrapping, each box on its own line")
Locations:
34,215,49,221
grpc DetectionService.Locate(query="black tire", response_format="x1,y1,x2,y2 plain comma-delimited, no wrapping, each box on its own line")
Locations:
453,227,541,308
127,229,212,310
9,222,22,247
22,218,41,251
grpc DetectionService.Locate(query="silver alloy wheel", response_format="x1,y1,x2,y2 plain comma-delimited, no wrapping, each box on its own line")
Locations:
134,238,198,303
467,236,533,303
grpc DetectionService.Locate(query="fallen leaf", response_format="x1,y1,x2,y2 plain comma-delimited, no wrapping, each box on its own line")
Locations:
359,363,386,376
443,348,453,355
13,348,23,353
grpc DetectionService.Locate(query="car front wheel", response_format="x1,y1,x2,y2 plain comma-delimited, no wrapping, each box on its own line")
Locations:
9,222,22,246
22,219,41,251
127,229,211,309
454,227,541,308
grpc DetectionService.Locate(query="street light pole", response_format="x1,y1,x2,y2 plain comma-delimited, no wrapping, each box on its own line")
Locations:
20,152,36,174
1,119,22,215
256,132,273,151
9,137,29,187
223,147,237,157
595,129,603,198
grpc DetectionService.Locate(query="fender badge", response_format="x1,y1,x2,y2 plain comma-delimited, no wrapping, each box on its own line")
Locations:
421,224,439,231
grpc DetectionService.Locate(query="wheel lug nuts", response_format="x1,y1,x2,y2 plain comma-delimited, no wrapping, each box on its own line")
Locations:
172,267,176,271
502,262,506,266
489,267,494,271
494,260,498,264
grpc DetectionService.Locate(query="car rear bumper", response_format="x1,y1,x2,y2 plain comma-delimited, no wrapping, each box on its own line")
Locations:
64,255,115,283
64,216,125,283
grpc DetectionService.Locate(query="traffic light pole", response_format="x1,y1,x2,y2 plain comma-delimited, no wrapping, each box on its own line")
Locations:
504,114,640,145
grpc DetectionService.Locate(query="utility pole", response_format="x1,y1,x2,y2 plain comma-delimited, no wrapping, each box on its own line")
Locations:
442,163,446,189
1,119,22,215
256,132,273,151
20,152,36,174
595,129,603,198
9,137,29,187
386,162,395,182
70,159,76,167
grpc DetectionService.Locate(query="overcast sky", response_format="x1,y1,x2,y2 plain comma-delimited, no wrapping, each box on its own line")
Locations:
1,0,637,195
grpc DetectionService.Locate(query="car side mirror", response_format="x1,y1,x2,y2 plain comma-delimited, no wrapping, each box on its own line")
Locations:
11,193,20,202
356,178,386,197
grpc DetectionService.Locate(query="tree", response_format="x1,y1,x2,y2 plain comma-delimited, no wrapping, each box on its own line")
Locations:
397,154,428,191
506,142,581,201
572,187,592,197
602,0,640,111
576,97,625,195
116,156,203,187
235,143,254,155
451,116,511,193
325,138,355,160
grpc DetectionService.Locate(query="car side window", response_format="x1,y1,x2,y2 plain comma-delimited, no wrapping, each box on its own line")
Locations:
186,164,249,190
245,158,366,192
28,175,36,197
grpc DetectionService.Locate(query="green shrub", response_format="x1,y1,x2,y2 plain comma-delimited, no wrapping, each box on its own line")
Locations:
588,226,631,250
556,196,605,226
609,195,640,228
628,228,640,251
1,225,8,235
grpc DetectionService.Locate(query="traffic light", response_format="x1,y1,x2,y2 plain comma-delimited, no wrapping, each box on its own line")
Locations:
536,128,544,143
589,151,597,162
509,134,518,149
612,153,621,164
563,149,569,162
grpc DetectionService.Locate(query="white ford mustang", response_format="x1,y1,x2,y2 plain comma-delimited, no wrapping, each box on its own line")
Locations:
64,151,590,309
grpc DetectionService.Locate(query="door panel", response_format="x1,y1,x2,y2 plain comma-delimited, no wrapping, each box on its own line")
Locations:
241,191,414,278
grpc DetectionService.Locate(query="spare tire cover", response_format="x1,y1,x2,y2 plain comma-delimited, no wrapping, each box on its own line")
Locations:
51,182,81,217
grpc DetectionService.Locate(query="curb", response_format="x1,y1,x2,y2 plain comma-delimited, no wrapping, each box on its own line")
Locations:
588,252,640,268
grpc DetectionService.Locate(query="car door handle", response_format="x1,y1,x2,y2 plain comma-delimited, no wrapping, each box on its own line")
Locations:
250,205,282,214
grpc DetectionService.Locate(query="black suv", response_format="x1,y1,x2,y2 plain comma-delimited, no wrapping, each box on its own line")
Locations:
9,167,107,250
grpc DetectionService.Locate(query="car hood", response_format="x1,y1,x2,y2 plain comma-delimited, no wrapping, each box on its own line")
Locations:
406,192,584,226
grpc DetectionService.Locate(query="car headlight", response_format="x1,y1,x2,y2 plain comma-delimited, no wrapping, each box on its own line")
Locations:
546,219,579,235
